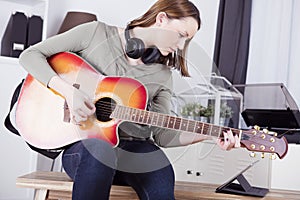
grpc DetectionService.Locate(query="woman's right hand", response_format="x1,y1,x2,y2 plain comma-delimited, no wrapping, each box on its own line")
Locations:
48,76,96,124
65,86,96,124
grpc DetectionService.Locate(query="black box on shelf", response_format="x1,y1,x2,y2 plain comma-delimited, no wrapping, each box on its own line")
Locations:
26,15,43,48
1,12,28,58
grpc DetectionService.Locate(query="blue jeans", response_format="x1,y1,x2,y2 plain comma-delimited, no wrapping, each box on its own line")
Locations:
62,138,175,200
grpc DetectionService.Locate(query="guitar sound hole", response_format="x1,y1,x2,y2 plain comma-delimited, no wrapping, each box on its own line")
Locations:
95,97,116,122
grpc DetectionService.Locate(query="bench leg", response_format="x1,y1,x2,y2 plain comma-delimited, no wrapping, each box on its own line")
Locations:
34,189,48,200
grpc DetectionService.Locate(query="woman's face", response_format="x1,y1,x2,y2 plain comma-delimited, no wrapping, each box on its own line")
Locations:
152,14,198,56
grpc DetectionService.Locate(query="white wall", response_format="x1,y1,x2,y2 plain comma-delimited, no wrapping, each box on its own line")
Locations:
247,0,300,191
247,0,300,106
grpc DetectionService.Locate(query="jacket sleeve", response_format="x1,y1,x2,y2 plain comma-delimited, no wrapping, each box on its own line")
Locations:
151,75,186,147
19,21,99,86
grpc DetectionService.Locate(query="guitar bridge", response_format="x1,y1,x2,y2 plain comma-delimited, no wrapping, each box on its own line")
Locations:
63,83,81,123
63,101,70,122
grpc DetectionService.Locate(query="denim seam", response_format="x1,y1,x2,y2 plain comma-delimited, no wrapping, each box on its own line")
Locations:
63,152,81,180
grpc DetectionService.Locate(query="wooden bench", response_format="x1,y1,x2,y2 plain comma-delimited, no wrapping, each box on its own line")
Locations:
16,171,300,200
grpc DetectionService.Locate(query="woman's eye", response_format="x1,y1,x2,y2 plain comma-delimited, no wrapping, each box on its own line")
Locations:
178,32,188,39
178,33,185,38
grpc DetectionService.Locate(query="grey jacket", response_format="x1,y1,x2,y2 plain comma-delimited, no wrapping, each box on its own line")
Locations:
19,21,183,147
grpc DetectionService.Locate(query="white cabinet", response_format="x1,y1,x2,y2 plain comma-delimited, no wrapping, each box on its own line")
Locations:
271,144,300,191
163,142,272,188
0,1,48,199
0,59,37,200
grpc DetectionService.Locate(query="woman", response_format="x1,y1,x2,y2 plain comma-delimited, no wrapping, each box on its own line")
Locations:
19,0,240,199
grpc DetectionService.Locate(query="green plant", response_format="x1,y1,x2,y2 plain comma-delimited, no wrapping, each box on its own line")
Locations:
203,104,214,117
181,103,205,117
220,102,233,118
195,103,206,116
181,103,192,116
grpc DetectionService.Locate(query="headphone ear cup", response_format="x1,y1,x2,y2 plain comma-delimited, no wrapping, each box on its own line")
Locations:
141,46,162,64
125,37,145,59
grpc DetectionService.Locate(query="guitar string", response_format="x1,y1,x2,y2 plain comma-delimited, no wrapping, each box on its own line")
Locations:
93,101,251,135
93,101,280,145
91,101,240,139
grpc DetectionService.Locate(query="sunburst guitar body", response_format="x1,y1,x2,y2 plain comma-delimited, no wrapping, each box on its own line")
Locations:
16,52,147,149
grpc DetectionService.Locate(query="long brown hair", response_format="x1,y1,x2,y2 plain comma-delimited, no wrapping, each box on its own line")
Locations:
128,0,201,76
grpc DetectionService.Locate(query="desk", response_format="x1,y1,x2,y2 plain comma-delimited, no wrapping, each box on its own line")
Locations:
16,171,300,200
175,181,300,200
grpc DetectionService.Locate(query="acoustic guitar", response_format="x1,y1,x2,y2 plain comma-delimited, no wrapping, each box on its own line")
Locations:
15,52,288,159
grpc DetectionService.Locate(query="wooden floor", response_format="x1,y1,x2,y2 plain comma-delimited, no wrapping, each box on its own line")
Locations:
16,171,300,200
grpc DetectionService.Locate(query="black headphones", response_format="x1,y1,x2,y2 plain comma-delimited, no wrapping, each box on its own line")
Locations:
124,25,162,64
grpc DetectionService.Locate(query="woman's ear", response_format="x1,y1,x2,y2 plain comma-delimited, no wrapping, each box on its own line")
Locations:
155,12,169,26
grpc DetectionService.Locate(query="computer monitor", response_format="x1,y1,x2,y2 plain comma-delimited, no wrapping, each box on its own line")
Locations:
233,83,300,127
242,109,300,129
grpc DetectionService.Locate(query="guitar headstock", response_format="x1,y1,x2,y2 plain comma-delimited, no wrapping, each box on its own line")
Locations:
240,126,288,159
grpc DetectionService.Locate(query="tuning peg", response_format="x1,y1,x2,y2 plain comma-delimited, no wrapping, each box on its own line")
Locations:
270,153,276,160
261,153,265,159
270,138,275,143
263,128,269,134
254,125,260,130
260,145,266,151
268,131,278,137
250,152,256,158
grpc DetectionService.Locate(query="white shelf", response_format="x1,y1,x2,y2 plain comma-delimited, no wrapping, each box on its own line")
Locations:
0,55,19,65
0,0,46,6
0,0,48,60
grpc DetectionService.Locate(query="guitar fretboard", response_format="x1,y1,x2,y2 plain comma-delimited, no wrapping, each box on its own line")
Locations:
110,105,240,137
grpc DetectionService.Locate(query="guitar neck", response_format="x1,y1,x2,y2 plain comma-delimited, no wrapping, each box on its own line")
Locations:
111,105,240,137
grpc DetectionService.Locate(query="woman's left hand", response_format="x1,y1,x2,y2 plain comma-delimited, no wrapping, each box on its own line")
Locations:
216,129,241,150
